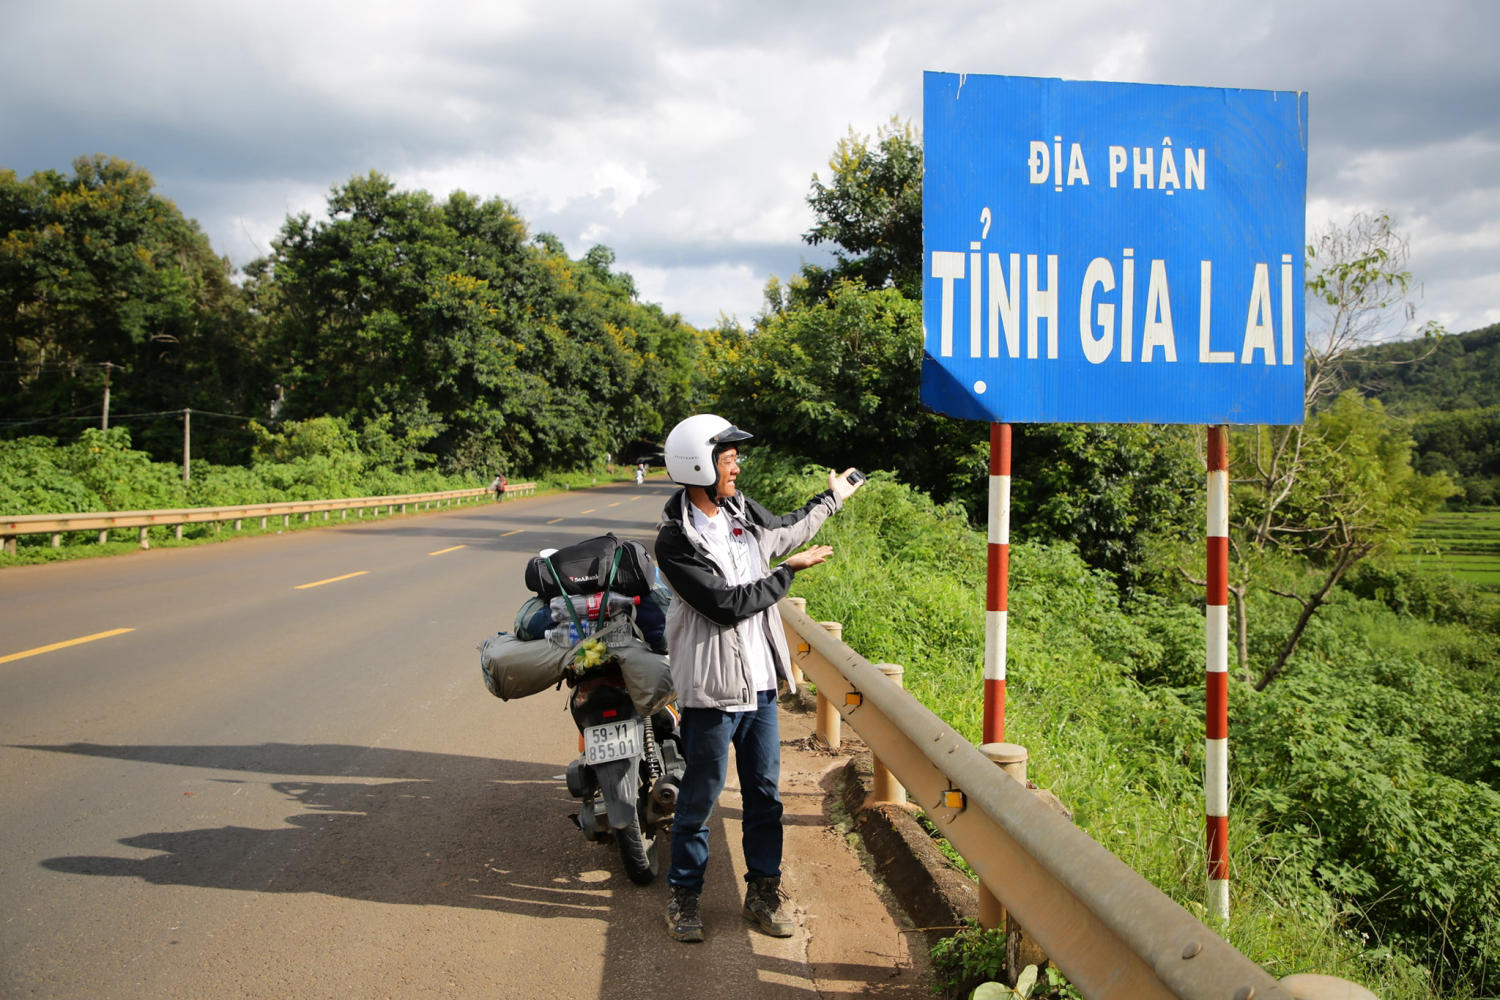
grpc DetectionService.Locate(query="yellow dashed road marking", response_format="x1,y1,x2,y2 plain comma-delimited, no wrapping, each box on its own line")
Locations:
294,571,369,590
0,627,136,665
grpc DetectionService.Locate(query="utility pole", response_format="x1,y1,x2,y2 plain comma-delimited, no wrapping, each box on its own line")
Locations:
182,408,191,484
100,362,116,429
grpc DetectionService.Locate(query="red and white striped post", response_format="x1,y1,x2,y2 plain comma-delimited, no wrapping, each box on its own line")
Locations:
1206,425,1230,922
984,422,1011,745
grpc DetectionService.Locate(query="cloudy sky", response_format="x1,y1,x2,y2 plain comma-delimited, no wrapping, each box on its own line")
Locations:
3,0,1496,336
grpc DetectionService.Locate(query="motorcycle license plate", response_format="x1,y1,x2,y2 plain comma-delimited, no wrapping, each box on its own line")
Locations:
583,718,643,765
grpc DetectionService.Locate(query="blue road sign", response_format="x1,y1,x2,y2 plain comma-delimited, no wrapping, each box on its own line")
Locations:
922,72,1308,425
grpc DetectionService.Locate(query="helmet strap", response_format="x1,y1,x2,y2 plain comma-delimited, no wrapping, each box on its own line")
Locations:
686,483,720,516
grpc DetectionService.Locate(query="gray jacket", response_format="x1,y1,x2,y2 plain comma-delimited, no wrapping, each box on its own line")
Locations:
654,487,841,710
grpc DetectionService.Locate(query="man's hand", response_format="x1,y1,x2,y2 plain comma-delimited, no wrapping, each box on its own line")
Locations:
829,467,865,503
784,544,833,572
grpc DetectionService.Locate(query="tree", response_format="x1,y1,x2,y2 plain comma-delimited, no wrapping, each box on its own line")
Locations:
801,118,924,301
1234,392,1454,689
1410,406,1500,505
711,280,986,501
1304,211,1443,408
0,155,264,461
1220,213,1453,687
250,173,706,476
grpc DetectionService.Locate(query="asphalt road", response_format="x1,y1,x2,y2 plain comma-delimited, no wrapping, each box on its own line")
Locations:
0,480,928,999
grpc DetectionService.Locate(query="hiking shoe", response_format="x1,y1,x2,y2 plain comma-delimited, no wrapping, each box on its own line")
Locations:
667,885,704,943
742,876,794,937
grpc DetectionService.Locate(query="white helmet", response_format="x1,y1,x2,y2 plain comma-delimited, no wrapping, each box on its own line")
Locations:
663,414,753,488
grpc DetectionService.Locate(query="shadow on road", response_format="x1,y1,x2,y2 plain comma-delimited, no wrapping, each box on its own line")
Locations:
17,739,916,997
21,741,627,916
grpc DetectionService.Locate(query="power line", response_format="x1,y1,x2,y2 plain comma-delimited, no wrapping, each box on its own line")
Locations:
0,361,131,373
0,407,263,429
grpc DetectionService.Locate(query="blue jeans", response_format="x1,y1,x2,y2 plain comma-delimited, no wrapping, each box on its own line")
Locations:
668,689,783,891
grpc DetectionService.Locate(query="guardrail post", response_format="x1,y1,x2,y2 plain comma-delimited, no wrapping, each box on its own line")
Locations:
138,527,149,550
51,533,61,548
97,530,107,544
977,742,1028,931
815,621,843,748
175,525,183,540
784,597,807,687
871,663,906,804
978,742,1051,988
3,536,15,556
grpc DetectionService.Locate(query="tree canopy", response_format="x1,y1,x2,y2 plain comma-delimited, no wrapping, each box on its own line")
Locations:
713,279,986,503
800,118,924,302
0,156,264,460
246,172,707,475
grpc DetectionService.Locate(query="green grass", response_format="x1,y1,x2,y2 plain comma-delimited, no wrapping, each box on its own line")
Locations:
0,469,657,568
739,463,1488,999
0,503,464,567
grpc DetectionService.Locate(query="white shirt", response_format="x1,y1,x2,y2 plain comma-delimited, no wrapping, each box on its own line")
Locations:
690,503,777,704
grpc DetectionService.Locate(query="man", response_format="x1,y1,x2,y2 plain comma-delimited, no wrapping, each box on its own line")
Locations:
654,413,863,943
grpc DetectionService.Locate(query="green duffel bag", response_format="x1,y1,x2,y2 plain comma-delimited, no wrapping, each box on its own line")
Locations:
479,631,569,700
613,636,674,717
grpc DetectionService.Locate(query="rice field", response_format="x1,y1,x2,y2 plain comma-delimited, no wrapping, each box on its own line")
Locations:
1404,509,1500,591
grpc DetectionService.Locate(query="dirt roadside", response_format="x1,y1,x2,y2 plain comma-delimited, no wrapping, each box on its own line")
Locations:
773,695,978,998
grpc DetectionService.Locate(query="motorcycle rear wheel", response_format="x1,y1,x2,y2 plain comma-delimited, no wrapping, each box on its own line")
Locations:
616,816,662,885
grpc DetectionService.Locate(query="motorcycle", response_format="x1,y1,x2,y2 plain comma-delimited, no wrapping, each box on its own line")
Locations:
564,659,685,884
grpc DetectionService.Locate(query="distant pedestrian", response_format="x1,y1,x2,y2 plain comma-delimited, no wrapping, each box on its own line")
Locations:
490,473,507,503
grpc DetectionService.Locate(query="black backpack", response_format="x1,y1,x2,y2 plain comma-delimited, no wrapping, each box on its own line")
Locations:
524,533,655,599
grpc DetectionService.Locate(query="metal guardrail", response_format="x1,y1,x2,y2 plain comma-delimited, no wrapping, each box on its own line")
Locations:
778,597,1373,1000
0,483,538,554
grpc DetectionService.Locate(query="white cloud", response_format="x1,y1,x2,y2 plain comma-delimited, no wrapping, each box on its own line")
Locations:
627,260,768,327
4,0,1496,333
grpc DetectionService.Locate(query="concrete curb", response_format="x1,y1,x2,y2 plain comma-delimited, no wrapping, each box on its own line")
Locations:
781,687,977,947
835,751,979,944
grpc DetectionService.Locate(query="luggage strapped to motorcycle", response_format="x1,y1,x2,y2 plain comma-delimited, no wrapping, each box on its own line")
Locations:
543,546,632,662
541,547,673,715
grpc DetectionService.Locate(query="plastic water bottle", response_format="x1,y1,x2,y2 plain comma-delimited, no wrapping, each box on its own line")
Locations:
545,623,590,647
